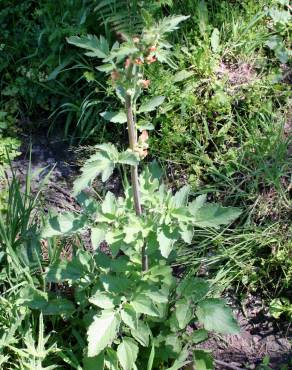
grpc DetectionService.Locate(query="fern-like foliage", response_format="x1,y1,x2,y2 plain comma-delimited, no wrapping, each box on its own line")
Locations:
94,0,172,36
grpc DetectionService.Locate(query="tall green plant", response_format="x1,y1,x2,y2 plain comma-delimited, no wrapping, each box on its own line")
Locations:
41,14,242,369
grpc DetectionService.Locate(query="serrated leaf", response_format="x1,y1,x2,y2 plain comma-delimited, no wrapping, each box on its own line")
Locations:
96,64,114,73
46,258,84,282
118,150,139,166
102,192,117,216
193,203,241,228
173,70,194,82
131,294,160,317
193,349,214,370
131,321,151,347
157,226,176,258
67,35,109,58
210,28,220,53
138,96,165,113
173,185,190,207
18,286,48,310
177,276,209,302
42,298,75,316
117,338,138,370
121,304,138,330
89,292,117,309
175,298,193,329
191,329,208,344
105,349,119,370
87,310,120,357
91,226,107,249
100,111,127,123
157,15,190,34
196,298,239,334
42,212,87,238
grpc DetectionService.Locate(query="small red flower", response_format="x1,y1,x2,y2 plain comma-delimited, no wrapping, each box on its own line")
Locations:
138,79,150,88
149,46,157,52
146,55,157,64
135,58,143,65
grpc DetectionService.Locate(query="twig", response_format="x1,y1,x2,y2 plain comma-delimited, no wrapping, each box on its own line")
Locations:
215,359,243,370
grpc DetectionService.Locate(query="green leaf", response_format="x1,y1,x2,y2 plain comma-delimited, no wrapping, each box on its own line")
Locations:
131,321,151,347
157,226,176,258
42,298,75,316
157,15,190,34
102,191,117,216
46,258,84,282
87,310,120,357
100,111,127,123
84,353,105,370
193,349,214,370
177,277,209,302
91,226,107,250
121,304,138,330
89,292,118,309
210,28,220,53
192,203,242,228
117,338,138,370
175,298,193,329
138,96,165,113
73,145,116,194
147,343,155,370
173,185,190,207
173,70,194,82
166,345,189,370
105,349,119,370
18,286,48,310
67,35,109,58
42,212,87,238
191,329,208,344
118,150,140,166
96,64,114,73
131,294,160,317
196,298,239,334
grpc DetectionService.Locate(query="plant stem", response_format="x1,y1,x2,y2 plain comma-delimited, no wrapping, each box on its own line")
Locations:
125,94,148,271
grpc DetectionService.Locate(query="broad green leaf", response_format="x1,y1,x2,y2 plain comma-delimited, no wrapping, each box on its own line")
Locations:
87,310,120,357
157,226,176,258
100,111,127,124
191,329,208,344
166,346,189,370
101,192,117,216
138,96,165,113
173,70,194,82
180,224,194,244
175,298,193,329
42,298,75,316
131,321,151,347
89,292,118,309
117,338,138,370
193,349,214,370
42,212,87,238
173,185,190,207
177,277,209,302
84,352,105,370
121,304,138,330
210,28,220,53
188,194,207,214
144,290,168,304
67,35,109,58
46,258,84,282
18,286,48,310
118,150,139,166
193,203,242,228
165,334,182,359
100,274,131,293
196,298,239,334
269,8,291,24
131,294,160,317
91,226,107,249
105,349,119,370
